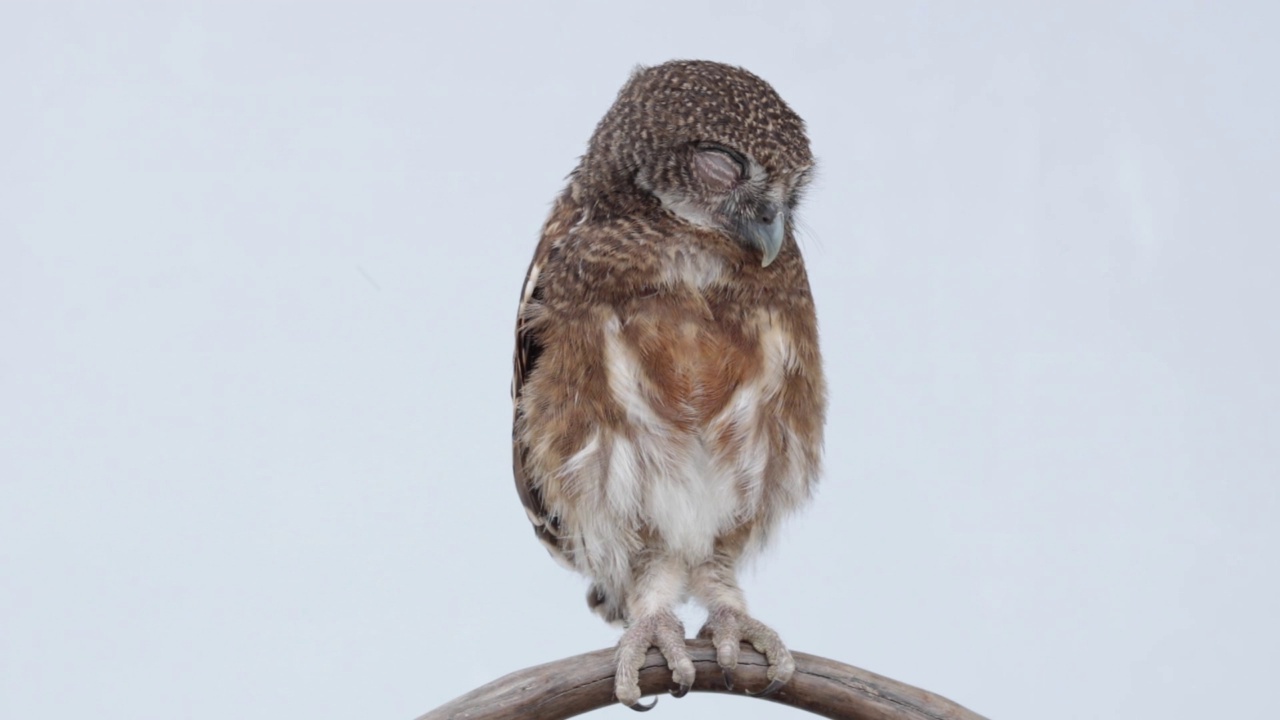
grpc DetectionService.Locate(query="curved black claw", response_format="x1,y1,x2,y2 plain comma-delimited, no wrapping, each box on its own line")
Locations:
627,697,658,712
670,681,690,699
723,668,735,691
747,678,785,698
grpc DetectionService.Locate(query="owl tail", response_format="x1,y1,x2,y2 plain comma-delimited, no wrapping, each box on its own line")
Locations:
587,583,627,627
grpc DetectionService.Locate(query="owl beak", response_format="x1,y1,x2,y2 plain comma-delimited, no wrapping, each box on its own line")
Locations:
744,205,786,267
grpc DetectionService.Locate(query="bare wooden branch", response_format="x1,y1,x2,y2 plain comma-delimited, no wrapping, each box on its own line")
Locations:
419,639,988,720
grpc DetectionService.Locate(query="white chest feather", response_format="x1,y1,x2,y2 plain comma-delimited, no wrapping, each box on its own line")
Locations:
565,313,799,566
661,247,726,290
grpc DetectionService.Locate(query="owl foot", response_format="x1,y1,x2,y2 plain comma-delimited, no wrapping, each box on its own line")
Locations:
697,606,795,696
614,610,695,710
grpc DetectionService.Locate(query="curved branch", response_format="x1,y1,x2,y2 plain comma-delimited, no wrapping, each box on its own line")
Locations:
418,639,988,720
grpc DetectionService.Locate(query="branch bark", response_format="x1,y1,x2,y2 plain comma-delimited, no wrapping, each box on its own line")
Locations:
419,639,988,720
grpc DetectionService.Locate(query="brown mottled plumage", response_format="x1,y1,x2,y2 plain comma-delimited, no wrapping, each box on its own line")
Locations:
512,60,825,708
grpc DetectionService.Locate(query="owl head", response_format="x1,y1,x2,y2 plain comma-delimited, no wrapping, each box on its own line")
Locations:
575,60,815,267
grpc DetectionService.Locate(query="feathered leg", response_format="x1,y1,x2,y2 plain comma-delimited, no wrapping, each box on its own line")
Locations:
613,554,696,709
690,547,795,696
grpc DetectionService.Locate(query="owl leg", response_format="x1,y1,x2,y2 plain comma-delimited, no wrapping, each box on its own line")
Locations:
613,556,696,710
690,553,796,696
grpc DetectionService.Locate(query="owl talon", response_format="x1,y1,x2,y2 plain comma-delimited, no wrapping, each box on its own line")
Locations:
614,610,694,709
698,608,794,696
627,697,658,712
748,678,785,698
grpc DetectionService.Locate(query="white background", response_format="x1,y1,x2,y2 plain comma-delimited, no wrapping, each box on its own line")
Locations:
3,3,1277,719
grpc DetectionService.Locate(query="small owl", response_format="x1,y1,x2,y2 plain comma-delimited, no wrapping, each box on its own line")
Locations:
512,60,825,708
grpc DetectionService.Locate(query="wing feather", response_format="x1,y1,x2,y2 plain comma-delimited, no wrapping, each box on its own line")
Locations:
512,196,579,564
512,255,562,553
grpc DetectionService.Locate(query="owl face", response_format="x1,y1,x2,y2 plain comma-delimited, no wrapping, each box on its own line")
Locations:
578,60,814,267
641,138,813,267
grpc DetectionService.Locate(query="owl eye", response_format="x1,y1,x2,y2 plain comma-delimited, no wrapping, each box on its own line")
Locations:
692,145,746,192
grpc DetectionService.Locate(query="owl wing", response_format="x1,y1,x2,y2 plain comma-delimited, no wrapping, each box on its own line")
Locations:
512,251,565,556
512,197,583,565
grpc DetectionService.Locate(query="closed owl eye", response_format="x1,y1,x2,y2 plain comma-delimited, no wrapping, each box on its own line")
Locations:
692,144,746,192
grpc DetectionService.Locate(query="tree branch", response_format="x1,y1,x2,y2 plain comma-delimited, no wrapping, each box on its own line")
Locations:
418,639,988,720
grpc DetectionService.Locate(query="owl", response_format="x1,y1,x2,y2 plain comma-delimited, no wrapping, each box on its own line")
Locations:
512,60,825,708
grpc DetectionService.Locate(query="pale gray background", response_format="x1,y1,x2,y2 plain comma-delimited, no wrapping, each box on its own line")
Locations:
2,3,1277,719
